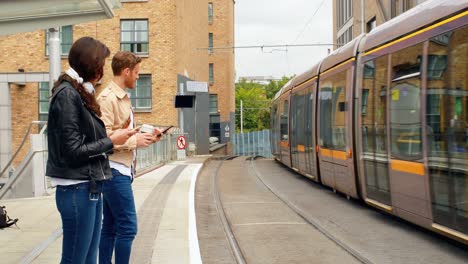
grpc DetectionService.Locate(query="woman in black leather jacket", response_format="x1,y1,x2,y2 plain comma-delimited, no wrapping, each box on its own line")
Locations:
46,37,135,264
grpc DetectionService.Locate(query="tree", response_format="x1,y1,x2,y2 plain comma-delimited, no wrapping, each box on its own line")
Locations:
235,76,293,132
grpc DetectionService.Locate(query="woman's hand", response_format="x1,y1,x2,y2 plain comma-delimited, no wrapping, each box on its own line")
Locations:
109,129,137,145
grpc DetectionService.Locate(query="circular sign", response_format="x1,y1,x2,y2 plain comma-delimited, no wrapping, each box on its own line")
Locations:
177,135,187,150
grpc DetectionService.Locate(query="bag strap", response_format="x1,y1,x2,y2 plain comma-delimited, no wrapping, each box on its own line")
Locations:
4,216,18,228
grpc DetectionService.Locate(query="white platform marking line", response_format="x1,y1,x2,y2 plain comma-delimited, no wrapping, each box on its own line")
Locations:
189,163,203,264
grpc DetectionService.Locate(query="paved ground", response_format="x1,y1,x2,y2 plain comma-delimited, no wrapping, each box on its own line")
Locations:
0,157,207,264
197,157,359,264
2,156,467,264
253,158,468,264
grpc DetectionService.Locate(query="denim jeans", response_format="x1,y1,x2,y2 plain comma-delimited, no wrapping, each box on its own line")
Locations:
56,181,103,264
99,169,137,264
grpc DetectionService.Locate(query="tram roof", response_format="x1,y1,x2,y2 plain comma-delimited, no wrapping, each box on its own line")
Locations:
361,0,468,52
273,78,294,100
320,35,362,73
291,62,321,89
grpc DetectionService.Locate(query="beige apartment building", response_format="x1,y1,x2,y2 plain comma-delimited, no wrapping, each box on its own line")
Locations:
333,0,428,47
0,0,235,168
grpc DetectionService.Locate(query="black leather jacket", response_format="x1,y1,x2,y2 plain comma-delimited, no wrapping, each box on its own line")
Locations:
46,81,113,182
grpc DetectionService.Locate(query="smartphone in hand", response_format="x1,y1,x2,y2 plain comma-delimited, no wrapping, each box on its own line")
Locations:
157,125,174,137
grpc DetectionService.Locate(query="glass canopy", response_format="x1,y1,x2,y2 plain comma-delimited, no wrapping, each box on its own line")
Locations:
0,0,121,36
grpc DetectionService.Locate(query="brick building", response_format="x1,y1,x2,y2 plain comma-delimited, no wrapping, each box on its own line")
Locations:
0,0,235,169
333,0,428,47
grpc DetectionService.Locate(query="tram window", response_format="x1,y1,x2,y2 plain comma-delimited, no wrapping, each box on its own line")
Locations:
390,43,423,160
280,100,289,141
319,70,347,150
362,57,388,155
428,25,468,234
361,56,391,204
427,55,447,80
296,93,306,145
271,105,278,154
319,86,333,148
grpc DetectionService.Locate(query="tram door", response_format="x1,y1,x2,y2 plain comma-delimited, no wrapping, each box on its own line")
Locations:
426,27,468,235
270,103,280,159
318,68,358,198
279,96,291,167
388,43,430,220
360,56,392,207
291,88,308,173
305,84,318,181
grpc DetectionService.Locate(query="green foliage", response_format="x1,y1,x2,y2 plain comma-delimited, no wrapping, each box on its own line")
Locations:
235,76,293,132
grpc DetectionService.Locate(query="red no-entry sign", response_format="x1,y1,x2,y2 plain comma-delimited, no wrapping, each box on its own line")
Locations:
177,135,187,150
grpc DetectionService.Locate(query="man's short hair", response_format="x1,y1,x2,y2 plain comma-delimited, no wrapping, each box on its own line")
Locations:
112,51,142,75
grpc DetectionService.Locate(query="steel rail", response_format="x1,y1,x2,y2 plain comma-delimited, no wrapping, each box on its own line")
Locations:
211,156,246,264
249,156,373,264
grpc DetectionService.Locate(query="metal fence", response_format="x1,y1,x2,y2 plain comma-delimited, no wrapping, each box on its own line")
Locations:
136,132,188,171
231,129,272,158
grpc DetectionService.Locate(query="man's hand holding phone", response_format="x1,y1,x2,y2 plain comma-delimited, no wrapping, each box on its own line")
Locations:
137,124,173,145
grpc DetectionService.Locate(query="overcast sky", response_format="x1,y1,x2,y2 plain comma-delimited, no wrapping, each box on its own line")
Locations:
234,0,332,80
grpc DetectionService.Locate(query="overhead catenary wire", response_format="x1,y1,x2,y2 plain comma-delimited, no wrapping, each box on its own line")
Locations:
292,0,328,44
196,43,336,51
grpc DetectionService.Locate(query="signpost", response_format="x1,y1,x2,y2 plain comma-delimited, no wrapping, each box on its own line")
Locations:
177,135,187,160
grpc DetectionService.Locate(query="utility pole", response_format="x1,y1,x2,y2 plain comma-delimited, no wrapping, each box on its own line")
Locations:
240,100,244,134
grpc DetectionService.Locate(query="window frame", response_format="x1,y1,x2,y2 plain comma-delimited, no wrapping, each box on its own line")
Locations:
208,33,214,54
45,25,73,56
128,74,152,112
209,94,218,113
38,82,50,122
120,19,149,55
208,2,213,24
209,63,214,84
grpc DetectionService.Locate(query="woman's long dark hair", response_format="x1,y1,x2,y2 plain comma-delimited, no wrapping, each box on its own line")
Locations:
52,37,110,116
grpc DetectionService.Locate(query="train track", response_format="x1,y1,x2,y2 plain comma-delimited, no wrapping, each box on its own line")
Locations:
210,155,372,264
211,156,246,264
247,156,373,264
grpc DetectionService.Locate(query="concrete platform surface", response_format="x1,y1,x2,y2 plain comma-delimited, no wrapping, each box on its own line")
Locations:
0,157,207,264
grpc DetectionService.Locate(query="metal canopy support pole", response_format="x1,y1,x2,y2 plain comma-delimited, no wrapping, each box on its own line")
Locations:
0,82,11,173
240,100,244,134
48,27,61,93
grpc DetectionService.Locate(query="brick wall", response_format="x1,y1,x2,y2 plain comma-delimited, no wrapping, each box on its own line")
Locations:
0,0,235,166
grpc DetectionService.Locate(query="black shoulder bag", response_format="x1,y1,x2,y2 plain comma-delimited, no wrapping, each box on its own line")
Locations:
0,205,18,229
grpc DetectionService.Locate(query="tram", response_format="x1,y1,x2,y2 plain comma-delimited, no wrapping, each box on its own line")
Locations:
270,0,468,244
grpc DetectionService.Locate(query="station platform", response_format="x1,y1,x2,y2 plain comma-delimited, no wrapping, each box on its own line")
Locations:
0,157,208,264
1,156,467,264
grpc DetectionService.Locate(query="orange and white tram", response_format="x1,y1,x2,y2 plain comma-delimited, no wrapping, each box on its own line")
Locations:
270,0,468,244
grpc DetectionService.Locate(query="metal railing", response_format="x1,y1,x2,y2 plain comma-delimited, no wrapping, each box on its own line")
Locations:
1,123,188,199
136,131,188,171
231,129,272,158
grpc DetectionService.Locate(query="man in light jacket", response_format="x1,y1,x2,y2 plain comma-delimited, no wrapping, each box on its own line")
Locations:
97,51,159,264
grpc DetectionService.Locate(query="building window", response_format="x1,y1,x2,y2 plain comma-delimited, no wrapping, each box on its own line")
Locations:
337,26,353,47
208,3,213,24
208,33,214,54
209,114,221,139
45,25,73,56
337,0,352,28
209,94,218,113
128,75,152,111
209,63,214,84
367,17,376,33
38,82,50,121
391,0,422,18
121,20,149,54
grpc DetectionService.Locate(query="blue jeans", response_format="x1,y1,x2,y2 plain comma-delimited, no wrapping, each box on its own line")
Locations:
56,181,103,264
99,170,137,264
